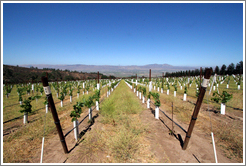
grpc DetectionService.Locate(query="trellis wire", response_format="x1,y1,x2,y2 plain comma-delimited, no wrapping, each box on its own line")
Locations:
149,101,187,133
64,93,107,138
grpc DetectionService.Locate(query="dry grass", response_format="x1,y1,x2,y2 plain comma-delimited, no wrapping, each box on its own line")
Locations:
2,83,108,163
148,76,243,162
76,81,159,163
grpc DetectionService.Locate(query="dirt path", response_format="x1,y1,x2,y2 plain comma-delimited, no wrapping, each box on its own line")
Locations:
30,89,108,163
31,108,100,163
30,83,239,163
139,106,237,163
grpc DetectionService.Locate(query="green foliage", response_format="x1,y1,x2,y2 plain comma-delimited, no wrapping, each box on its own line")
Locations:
211,91,233,104
35,84,39,93
26,84,31,94
237,76,241,85
111,81,120,89
5,85,12,95
34,94,41,100
184,86,187,94
64,75,75,81
19,97,34,113
62,84,68,96
137,86,142,92
43,97,48,105
17,87,25,101
147,92,151,99
70,102,84,122
69,85,74,96
58,92,65,101
18,95,23,102
77,85,81,93
85,84,90,91
17,87,24,95
149,92,161,107
93,89,100,101
172,84,177,91
83,96,94,108
166,83,170,90
142,87,146,96
40,86,44,94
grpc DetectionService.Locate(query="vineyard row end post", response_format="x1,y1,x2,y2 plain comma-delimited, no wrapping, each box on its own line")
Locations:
182,68,212,150
41,76,69,154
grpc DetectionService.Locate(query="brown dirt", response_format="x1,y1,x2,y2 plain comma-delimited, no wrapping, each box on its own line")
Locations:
139,106,237,163
29,90,240,163
31,109,100,163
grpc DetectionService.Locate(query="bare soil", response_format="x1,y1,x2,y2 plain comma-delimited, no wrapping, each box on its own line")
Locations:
30,92,240,163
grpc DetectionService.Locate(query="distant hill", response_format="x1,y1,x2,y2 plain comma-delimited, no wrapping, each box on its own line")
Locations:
19,64,198,77
3,65,115,84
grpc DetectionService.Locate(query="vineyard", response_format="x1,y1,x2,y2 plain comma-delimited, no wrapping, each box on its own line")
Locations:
2,70,243,163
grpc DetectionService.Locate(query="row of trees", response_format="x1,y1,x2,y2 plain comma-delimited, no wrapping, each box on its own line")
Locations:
164,61,243,77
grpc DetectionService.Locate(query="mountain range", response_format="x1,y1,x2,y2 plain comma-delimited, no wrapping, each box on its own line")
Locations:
19,64,199,77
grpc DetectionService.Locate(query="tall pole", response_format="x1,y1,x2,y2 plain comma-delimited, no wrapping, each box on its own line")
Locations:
97,71,100,90
149,69,152,92
200,67,202,87
41,76,69,154
97,71,99,83
149,69,151,82
182,68,212,150
161,72,164,90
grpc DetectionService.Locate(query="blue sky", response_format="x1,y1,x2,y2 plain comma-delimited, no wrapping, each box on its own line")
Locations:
2,2,244,67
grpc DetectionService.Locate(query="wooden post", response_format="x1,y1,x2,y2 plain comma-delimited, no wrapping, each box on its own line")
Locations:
162,72,164,89
200,67,202,87
182,68,212,150
41,76,69,154
149,69,152,92
97,71,99,84
149,69,151,81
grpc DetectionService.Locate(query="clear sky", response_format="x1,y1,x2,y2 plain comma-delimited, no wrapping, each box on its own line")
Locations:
2,2,244,67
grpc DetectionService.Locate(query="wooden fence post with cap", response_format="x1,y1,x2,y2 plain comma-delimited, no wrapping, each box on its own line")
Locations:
182,68,212,150
41,76,69,154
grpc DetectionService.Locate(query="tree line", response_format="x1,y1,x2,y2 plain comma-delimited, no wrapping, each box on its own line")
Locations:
3,65,116,84
164,61,243,77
